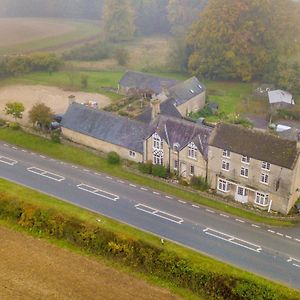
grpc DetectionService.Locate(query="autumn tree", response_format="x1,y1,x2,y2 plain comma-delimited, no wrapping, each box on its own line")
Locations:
29,103,53,130
187,0,300,81
4,102,25,122
102,0,135,42
167,0,207,36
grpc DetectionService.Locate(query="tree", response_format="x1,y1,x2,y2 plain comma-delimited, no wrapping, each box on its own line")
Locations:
28,103,53,130
4,102,25,122
113,48,130,66
167,0,207,36
187,0,300,81
102,0,135,42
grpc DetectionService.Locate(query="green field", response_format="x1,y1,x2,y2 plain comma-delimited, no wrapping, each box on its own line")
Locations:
0,18,100,55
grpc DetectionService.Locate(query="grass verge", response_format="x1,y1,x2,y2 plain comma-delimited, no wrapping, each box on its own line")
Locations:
0,178,299,300
0,127,298,227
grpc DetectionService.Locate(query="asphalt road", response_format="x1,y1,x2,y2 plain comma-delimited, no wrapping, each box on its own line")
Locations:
1,141,300,289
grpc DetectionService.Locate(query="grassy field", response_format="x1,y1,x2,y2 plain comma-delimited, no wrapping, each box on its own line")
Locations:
0,126,298,227
0,18,100,55
1,178,300,300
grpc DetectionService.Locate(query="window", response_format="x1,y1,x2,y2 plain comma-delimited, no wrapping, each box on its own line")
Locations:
190,89,194,94
262,161,270,171
237,186,248,196
173,142,180,152
255,192,269,206
218,178,229,192
153,152,163,165
241,155,250,164
223,149,231,158
222,160,230,171
153,133,163,149
240,166,249,178
190,165,195,175
260,173,269,185
129,150,136,158
188,142,197,159
174,160,178,170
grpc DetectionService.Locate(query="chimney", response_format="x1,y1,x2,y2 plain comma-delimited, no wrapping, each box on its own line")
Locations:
68,95,76,105
151,97,161,120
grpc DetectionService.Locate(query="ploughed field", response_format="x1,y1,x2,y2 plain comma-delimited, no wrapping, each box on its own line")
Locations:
0,226,180,300
0,18,99,54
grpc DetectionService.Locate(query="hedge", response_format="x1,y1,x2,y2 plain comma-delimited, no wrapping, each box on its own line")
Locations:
0,192,297,300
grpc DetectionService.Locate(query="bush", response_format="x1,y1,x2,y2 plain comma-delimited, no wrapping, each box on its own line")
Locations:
138,162,152,174
50,130,61,143
9,122,20,130
190,176,209,191
152,165,168,178
113,48,130,66
107,151,120,165
0,119,7,127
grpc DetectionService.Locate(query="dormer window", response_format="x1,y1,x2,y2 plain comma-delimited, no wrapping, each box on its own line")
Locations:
198,84,202,89
153,133,163,150
241,155,250,164
262,161,270,171
173,142,180,152
188,142,197,159
190,89,194,94
223,150,231,158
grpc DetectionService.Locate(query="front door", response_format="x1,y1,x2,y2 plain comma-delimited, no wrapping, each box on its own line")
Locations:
235,186,248,203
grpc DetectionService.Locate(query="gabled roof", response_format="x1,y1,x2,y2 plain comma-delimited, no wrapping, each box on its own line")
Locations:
61,103,148,153
168,77,205,106
209,123,299,169
147,115,213,160
268,90,294,105
135,98,182,124
119,71,179,95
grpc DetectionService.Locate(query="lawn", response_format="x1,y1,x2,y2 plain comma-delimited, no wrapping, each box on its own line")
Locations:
0,18,100,55
1,179,300,300
0,126,298,227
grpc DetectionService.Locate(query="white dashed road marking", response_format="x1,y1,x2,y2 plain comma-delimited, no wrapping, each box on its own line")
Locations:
27,167,65,182
206,209,215,214
203,228,262,253
220,214,229,218
77,183,119,201
178,200,186,204
287,257,300,268
251,224,260,228
235,219,245,223
0,155,18,166
135,204,184,224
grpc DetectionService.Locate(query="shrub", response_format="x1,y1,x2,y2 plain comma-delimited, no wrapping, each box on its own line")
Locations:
152,165,168,178
113,48,130,66
9,122,20,130
190,176,209,191
179,178,189,186
138,162,152,174
0,118,7,127
50,130,61,143
107,151,120,165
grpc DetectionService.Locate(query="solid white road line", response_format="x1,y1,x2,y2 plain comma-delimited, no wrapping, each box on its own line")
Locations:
203,227,262,253
77,183,119,201
27,167,65,182
135,203,184,224
0,155,18,166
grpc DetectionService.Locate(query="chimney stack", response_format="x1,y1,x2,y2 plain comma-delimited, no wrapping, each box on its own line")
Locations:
151,97,161,120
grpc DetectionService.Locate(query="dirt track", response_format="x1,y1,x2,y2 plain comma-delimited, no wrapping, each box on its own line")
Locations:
0,226,180,300
0,85,110,124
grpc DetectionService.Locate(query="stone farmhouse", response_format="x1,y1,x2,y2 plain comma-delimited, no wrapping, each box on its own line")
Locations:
118,71,206,116
208,123,300,214
61,100,300,215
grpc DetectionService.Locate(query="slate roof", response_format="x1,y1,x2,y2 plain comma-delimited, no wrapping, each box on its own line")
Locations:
61,103,148,153
119,71,179,95
268,90,294,105
147,115,213,160
168,77,205,106
135,98,182,124
210,123,299,169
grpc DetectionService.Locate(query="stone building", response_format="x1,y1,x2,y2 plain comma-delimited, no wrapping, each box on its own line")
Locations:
208,123,300,214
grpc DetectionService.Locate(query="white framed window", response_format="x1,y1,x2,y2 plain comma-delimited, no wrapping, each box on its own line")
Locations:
153,152,163,165
188,142,197,159
129,150,136,158
218,178,229,192
153,133,163,150
255,192,269,206
262,161,270,171
237,186,248,196
241,155,250,164
174,160,178,170
240,166,249,178
190,165,195,175
222,160,230,171
260,173,269,185
223,149,231,158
